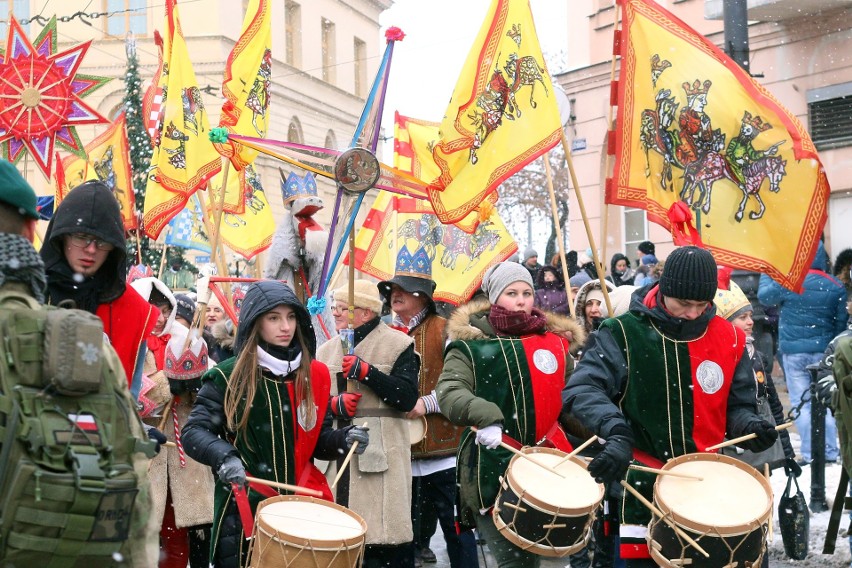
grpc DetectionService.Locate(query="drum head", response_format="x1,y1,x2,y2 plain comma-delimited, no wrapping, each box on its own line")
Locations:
655,453,772,534
408,417,426,445
507,448,603,512
257,496,366,542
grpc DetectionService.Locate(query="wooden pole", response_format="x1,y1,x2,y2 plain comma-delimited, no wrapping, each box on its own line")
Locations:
543,152,575,317
560,131,613,316
157,229,170,280
599,0,621,287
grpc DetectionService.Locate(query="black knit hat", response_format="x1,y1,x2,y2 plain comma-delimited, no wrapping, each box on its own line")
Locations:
659,246,717,302
174,294,196,324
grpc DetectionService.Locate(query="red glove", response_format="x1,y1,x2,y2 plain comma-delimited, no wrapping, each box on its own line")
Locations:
331,392,362,419
342,355,370,381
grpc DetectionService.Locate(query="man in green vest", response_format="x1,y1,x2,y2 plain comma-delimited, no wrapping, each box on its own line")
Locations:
562,246,778,567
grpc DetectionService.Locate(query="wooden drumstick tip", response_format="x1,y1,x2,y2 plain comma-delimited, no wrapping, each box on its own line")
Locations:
330,421,369,490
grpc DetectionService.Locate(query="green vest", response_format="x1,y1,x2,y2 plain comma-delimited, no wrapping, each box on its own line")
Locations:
207,361,297,560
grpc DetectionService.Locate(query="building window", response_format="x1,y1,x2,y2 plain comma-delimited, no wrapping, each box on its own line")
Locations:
1,0,30,35
321,18,336,84
808,84,852,150
622,207,648,261
105,0,146,37
353,37,366,98
285,1,301,68
287,118,303,144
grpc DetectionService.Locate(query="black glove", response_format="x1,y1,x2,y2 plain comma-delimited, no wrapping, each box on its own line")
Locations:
783,456,803,478
739,420,778,453
587,432,633,485
217,455,247,487
143,424,167,454
816,375,837,410
344,425,369,455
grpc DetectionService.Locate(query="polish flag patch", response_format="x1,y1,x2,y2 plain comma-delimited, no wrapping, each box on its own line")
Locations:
68,414,98,432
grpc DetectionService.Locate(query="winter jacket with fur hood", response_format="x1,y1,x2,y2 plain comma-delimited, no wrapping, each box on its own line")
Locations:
573,278,616,336
436,298,585,525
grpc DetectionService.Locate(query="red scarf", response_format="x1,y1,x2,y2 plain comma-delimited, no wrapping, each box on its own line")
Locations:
488,304,547,337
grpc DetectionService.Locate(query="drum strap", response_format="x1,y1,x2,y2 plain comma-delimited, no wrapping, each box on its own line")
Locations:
823,467,850,554
500,431,523,451
232,483,255,539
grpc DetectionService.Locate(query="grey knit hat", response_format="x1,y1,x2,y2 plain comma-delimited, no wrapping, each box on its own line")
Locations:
523,247,538,262
481,262,534,304
659,246,717,302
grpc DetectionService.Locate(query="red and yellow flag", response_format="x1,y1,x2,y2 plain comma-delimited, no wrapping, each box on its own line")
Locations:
205,165,274,259
608,0,829,291
354,113,517,305
214,0,271,169
55,113,136,230
143,0,221,238
428,0,561,226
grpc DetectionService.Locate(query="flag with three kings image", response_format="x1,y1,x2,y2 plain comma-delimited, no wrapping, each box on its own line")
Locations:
427,0,562,227
354,113,517,306
608,0,830,292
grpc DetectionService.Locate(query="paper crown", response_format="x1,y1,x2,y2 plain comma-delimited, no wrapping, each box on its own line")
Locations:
280,170,318,204
395,245,432,279
127,264,154,284
164,336,209,381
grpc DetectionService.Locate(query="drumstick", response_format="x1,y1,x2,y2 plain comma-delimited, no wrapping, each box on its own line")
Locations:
628,464,703,481
157,397,175,432
245,476,324,498
163,441,176,448
469,427,566,478
553,435,599,468
330,422,368,489
704,422,794,452
619,480,710,558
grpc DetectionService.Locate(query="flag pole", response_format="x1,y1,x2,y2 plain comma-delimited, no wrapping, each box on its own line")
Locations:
560,131,613,316
599,0,622,283
157,228,170,279
542,151,575,318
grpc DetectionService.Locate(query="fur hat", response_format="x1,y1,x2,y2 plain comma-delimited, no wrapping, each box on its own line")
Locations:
659,246,717,302
481,262,534,305
173,294,196,324
714,281,752,321
333,279,384,314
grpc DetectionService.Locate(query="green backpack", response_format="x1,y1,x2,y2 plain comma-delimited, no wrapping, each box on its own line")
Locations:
0,290,156,567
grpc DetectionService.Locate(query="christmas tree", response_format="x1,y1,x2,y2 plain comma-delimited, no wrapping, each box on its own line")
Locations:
124,35,197,279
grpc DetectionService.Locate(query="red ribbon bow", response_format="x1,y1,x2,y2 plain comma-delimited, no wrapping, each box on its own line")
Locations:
667,202,704,247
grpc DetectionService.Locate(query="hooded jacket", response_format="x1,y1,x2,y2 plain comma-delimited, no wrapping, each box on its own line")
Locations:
607,253,636,287
534,265,570,315
758,242,848,354
40,181,156,385
573,278,616,336
183,280,346,568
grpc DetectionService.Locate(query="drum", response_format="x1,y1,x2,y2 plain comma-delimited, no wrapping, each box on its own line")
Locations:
492,446,604,557
408,416,427,446
247,495,367,567
649,452,772,568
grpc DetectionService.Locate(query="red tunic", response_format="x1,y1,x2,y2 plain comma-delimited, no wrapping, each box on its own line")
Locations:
97,286,158,386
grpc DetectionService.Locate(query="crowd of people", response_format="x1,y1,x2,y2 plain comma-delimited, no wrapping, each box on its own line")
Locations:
2,168,852,568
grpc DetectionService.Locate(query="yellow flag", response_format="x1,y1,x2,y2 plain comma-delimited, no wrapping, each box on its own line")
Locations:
143,0,221,238
215,0,271,169
206,165,274,259
428,0,561,226
56,113,136,230
355,112,517,305
608,0,829,292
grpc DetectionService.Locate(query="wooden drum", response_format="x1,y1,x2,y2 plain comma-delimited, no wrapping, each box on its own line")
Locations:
649,452,772,568
247,495,367,568
408,416,427,446
492,446,604,557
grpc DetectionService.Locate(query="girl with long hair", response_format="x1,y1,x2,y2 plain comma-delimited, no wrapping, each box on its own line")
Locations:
183,280,368,568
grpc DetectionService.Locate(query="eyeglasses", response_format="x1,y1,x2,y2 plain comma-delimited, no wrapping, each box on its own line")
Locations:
68,233,114,251
331,304,365,314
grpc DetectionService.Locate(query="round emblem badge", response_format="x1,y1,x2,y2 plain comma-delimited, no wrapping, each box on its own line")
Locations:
696,360,724,394
532,349,558,375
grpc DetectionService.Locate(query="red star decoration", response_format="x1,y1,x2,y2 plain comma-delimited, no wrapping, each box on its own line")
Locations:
0,16,110,178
